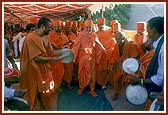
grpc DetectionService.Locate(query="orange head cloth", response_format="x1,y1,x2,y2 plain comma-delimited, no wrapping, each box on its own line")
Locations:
136,22,146,30
97,18,105,24
29,17,38,25
52,19,61,26
65,21,72,27
72,21,78,27
78,21,84,31
84,20,93,27
110,20,119,26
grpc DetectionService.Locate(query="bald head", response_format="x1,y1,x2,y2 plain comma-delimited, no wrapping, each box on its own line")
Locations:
115,31,126,44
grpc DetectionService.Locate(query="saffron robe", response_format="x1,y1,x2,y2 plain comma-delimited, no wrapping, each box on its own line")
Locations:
48,30,69,88
63,31,77,83
72,31,97,90
133,33,147,57
95,30,116,86
109,40,140,94
19,31,54,110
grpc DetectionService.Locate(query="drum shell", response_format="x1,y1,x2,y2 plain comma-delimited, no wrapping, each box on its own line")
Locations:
4,97,30,111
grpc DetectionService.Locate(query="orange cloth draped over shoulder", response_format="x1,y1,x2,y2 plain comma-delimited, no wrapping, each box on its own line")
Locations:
19,31,54,110
110,40,139,76
49,30,69,48
48,30,69,88
67,31,77,41
72,31,97,89
110,40,140,63
67,31,77,49
109,40,140,94
95,30,116,86
63,31,77,83
96,30,116,64
133,33,147,57
139,49,154,79
133,22,147,57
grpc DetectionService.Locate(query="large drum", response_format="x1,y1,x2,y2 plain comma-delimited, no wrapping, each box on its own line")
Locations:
122,58,148,105
126,84,148,105
60,48,74,63
4,97,30,111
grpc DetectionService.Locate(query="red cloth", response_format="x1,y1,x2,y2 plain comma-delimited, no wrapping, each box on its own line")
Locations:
4,68,19,78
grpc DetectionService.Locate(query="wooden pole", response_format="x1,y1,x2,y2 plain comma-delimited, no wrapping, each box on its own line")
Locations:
102,4,104,18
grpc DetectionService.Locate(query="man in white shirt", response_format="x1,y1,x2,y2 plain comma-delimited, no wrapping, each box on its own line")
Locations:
131,16,164,93
19,23,36,53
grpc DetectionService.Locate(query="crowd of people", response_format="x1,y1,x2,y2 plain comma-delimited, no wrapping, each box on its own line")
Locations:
4,15,164,111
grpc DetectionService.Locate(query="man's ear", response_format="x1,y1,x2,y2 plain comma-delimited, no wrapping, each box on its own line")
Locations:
41,24,45,30
151,28,157,34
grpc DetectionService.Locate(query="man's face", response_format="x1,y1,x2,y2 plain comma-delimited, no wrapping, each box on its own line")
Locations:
144,38,154,51
98,24,105,31
72,26,78,33
85,26,92,34
54,26,62,33
65,26,71,33
147,24,154,39
137,28,145,34
44,22,52,35
116,33,125,44
113,25,121,34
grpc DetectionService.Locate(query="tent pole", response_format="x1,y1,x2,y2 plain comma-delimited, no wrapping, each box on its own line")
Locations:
102,4,104,18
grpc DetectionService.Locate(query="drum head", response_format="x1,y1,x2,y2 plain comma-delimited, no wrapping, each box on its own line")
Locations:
60,48,74,63
5,97,30,111
126,84,148,105
122,58,139,74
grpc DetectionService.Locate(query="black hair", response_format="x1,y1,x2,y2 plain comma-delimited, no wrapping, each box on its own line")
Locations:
25,23,36,31
36,17,51,28
147,16,164,34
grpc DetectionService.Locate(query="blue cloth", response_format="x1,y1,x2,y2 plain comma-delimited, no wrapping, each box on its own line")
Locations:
4,86,15,98
57,86,113,111
145,35,164,93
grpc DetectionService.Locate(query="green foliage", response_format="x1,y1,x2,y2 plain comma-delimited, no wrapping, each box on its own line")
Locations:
91,4,131,26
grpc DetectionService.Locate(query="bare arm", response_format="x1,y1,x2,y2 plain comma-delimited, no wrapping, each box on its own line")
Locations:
34,51,70,63
34,56,60,63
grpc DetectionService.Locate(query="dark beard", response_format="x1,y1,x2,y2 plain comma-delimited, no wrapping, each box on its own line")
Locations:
56,29,61,33
43,31,49,35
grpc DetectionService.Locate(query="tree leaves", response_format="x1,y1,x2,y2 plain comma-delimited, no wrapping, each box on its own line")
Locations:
91,4,131,27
